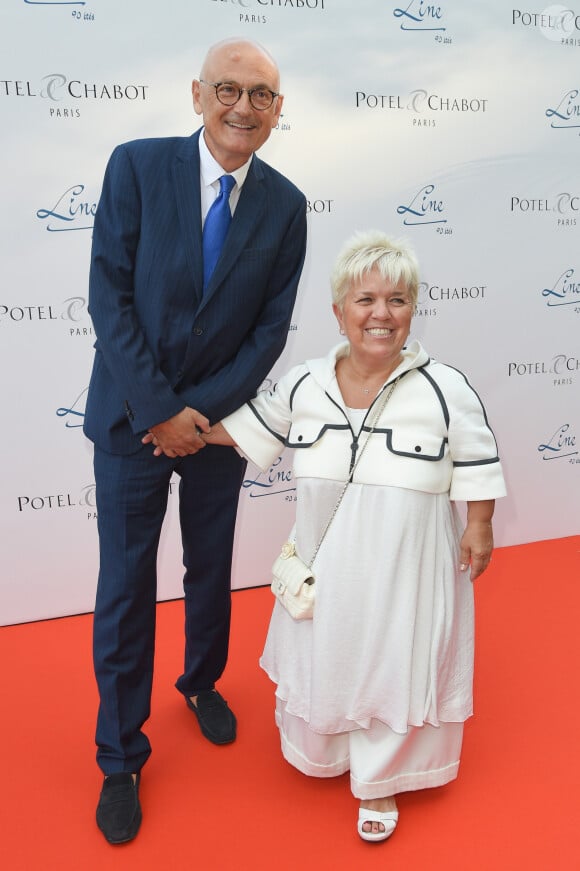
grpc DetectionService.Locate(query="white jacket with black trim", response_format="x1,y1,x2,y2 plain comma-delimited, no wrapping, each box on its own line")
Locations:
223,340,506,502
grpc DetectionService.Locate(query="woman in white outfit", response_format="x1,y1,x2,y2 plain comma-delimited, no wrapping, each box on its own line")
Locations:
193,231,506,841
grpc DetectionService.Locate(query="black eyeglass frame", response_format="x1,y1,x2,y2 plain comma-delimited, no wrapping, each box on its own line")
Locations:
199,79,280,111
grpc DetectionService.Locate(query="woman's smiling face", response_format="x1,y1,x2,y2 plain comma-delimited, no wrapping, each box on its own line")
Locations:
333,268,414,372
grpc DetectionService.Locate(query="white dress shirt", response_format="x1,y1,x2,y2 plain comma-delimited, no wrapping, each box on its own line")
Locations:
198,128,252,225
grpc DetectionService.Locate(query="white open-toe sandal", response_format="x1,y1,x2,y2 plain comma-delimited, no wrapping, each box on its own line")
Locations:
357,807,399,842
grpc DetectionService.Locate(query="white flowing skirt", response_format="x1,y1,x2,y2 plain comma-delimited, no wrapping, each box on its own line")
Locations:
261,480,474,736
276,700,464,797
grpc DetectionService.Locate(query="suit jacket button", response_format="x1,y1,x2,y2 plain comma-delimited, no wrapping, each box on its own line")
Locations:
193,327,203,336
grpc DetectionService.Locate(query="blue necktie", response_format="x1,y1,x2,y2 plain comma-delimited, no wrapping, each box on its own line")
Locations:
202,174,235,289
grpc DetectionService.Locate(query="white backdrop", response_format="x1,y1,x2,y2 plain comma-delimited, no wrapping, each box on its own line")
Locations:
1,0,579,625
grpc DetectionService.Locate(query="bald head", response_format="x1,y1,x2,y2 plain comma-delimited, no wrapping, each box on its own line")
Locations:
200,38,280,91
192,37,284,171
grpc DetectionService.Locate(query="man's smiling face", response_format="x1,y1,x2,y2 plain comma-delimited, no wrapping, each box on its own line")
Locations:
192,40,283,172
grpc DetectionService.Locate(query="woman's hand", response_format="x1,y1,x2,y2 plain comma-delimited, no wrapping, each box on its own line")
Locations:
459,499,495,581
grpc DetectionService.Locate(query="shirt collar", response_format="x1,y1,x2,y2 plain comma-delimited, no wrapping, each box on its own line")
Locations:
199,128,252,192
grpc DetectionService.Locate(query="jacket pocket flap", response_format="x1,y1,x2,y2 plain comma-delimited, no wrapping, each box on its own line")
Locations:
384,430,447,461
286,421,348,449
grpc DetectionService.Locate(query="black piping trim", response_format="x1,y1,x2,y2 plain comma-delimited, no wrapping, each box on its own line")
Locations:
289,372,310,412
245,400,285,444
442,363,500,453
417,366,450,428
453,457,500,467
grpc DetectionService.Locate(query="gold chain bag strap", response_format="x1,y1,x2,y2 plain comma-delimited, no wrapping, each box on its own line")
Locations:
271,376,400,620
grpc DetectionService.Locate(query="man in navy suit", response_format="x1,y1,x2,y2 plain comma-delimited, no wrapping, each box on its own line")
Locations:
84,38,307,844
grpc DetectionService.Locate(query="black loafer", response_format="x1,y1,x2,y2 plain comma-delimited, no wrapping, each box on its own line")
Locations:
186,690,237,745
96,772,142,844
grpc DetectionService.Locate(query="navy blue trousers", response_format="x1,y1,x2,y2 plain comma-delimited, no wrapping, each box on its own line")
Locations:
92,443,247,774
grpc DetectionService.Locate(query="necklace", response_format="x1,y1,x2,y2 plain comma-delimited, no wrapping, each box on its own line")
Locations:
342,357,400,396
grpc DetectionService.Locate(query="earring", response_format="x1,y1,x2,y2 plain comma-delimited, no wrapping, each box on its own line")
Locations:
339,327,345,335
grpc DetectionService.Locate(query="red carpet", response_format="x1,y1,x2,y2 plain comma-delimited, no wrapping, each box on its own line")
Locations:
1,536,578,870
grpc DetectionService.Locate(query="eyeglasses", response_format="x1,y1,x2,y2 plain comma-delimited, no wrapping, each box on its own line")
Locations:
199,79,279,111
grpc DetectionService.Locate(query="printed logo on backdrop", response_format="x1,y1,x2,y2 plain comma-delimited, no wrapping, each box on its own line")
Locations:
541,267,580,311
23,1,95,24
16,479,180,521
209,0,326,26
512,5,580,46
415,280,487,318
393,1,453,42
537,423,579,463
307,198,333,216
237,377,296,500
355,89,487,129
0,74,148,118
0,297,93,338
510,192,579,227
56,387,87,428
396,183,453,234
508,353,580,387
546,88,580,134
242,457,296,500
36,184,96,232
17,483,96,518
274,112,291,133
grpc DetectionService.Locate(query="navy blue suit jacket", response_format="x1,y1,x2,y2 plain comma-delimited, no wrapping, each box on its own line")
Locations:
84,129,307,455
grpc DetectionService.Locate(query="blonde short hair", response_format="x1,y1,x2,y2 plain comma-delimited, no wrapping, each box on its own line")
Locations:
331,230,420,310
